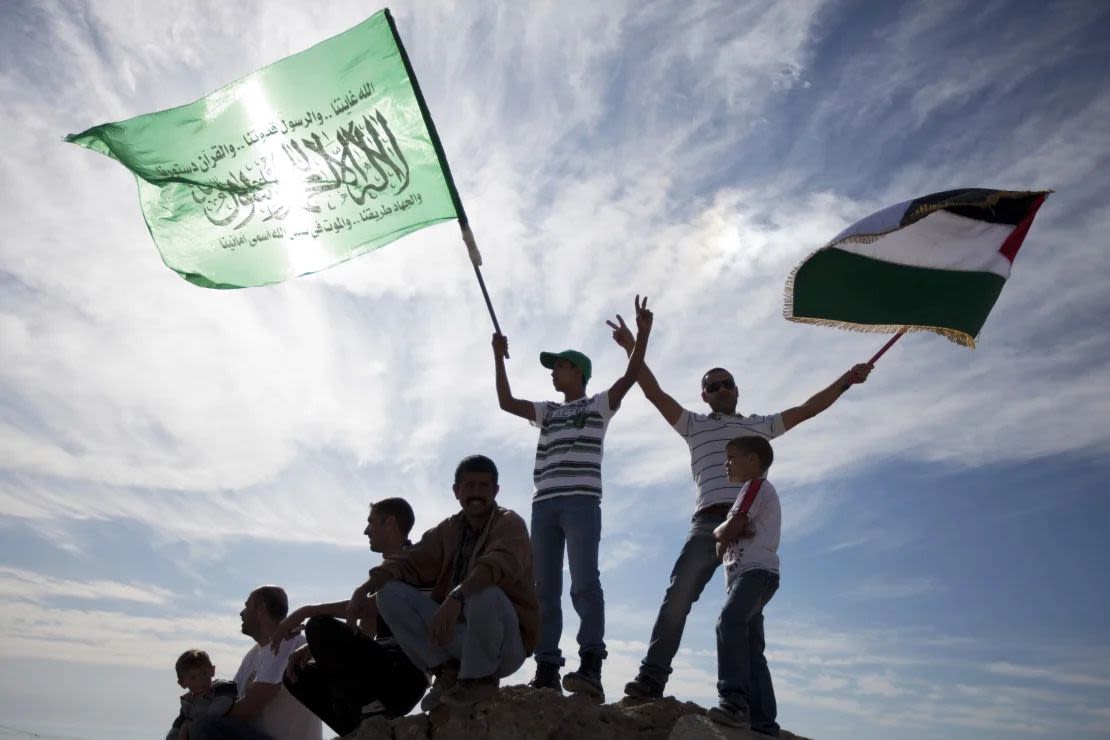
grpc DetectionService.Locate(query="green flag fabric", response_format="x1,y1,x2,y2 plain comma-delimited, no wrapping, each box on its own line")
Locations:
66,9,461,289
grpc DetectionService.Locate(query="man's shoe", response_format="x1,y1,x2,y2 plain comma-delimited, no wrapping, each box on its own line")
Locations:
440,676,499,708
562,651,604,699
420,662,459,712
623,674,664,699
528,662,563,692
707,702,751,729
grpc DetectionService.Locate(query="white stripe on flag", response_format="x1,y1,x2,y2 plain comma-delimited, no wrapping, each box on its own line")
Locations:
836,209,1015,278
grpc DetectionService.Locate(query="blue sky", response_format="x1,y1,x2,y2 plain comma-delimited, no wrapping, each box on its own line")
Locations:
1,1,1109,739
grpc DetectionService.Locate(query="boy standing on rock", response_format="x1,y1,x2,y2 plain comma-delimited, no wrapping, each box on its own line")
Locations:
492,295,653,698
711,435,781,735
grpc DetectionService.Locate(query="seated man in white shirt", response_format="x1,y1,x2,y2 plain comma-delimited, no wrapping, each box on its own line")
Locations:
190,586,323,740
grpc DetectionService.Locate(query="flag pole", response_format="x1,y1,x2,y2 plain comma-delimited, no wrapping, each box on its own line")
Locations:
841,329,905,392
868,329,905,365
460,222,503,337
384,10,506,353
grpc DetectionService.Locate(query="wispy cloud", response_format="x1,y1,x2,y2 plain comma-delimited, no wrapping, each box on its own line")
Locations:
844,576,946,601
0,566,174,605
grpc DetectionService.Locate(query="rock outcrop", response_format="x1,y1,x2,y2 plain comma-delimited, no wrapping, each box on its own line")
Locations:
349,685,812,740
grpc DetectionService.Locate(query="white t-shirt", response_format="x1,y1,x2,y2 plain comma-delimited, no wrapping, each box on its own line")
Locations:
673,409,785,511
233,634,322,740
530,392,616,502
722,478,781,586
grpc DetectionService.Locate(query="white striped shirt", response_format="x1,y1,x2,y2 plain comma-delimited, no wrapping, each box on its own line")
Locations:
674,409,785,511
531,392,616,502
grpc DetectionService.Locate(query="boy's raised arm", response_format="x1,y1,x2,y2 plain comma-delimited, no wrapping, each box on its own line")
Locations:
492,333,537,421
606,295,654,411
607,298,682,422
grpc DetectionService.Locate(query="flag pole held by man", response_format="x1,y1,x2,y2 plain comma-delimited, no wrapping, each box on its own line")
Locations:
64,8,493,303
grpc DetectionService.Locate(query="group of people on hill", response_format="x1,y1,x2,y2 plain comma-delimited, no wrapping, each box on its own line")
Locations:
166,296,872,740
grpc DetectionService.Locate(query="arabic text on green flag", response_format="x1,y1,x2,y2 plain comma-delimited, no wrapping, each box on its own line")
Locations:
66,9,460,289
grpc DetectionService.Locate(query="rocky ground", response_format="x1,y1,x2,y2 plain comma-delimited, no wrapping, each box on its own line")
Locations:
344,685,813,740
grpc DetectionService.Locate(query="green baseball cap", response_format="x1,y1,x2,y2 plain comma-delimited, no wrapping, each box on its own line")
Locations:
539,349,592,384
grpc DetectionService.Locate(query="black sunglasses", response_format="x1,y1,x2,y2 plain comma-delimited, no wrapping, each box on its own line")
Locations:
704,378,736,393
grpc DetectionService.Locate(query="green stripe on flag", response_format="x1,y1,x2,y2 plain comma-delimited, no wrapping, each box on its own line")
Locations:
790,248,1006,340
66,10,459,289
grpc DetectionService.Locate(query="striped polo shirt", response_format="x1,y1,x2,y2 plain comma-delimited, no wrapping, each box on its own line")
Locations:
530,392,616,502
674,409,785,512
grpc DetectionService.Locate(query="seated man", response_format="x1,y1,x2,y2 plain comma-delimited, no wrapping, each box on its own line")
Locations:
352,454,538,710
271,498,428,736
191,586,322,740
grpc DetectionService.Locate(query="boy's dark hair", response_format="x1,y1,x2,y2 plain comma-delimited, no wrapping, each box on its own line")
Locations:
726,435,774,472
175,649,213,677
254,585,289,620
371,497,416,536
454,454,499,485
701,367,733,388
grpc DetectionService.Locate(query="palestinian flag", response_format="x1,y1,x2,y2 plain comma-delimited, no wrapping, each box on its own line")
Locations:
785,188,1050,347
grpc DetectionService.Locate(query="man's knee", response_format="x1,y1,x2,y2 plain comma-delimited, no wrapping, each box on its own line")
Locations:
304,614,339,643
375,579,410,618
462,586,510,616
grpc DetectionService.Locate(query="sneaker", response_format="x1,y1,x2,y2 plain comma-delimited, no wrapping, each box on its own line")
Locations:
420,662,459,712
623,674,664,699
440,676,499,708
527,662,563,692
707,702,751,729
562,651,604,699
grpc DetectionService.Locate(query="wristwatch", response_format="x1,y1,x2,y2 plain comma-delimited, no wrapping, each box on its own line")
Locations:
448,586,465,603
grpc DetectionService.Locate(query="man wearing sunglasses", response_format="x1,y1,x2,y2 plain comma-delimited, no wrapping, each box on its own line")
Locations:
606,315,871,701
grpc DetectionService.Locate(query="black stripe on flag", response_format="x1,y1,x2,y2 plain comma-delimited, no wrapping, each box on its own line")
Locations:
901,189,1043,227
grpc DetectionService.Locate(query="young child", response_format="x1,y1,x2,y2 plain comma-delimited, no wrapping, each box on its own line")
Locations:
166,649,238,740
710,436,781,736
491,295,652,698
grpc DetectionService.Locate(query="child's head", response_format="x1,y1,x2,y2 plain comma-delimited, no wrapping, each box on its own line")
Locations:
724,436,773,483
175,649,216,694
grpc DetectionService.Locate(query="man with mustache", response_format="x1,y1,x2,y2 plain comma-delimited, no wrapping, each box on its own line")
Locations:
350,455,538,710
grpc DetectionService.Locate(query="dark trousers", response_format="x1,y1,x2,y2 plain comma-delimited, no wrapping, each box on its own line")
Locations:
284,616,427,736
717,569,780,736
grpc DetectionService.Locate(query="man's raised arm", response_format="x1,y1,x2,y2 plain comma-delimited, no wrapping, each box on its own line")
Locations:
607,305,682,425
492,333,537,421
606,295,654,411
780,363,873,431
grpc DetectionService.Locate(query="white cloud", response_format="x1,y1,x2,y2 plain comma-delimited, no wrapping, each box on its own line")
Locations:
0,566,174,605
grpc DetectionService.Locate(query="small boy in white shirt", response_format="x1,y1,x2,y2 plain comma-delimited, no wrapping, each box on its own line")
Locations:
711,435,781,736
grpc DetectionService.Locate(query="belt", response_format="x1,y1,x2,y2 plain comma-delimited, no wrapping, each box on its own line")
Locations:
693,503,732,520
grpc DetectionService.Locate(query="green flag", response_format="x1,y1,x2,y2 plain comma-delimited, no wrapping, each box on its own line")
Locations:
66,9,462,289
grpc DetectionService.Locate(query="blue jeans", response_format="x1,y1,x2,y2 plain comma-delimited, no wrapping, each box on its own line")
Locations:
639,511,726,685
189,715,273,740
531,495,605,666
376,582,526,680
717,568,779,736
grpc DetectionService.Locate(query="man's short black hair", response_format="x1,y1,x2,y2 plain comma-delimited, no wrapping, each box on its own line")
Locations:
253,585,289,621
702,367,733,388
175,649,213,678
371,497,416,536
726,435,774,472
454,454,499,485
